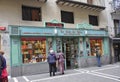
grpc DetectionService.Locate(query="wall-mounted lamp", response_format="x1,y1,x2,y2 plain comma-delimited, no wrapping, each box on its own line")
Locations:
85,30,87,35
54,28,57,35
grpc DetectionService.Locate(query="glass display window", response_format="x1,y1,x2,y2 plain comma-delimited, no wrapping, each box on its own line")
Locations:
56,38,62,53
48,38,53,52
21,37,46,64
90,38,103,56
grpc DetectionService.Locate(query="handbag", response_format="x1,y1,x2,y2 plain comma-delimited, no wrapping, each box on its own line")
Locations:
1,68,8,78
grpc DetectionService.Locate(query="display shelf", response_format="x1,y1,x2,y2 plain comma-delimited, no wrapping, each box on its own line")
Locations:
21,39,46,63
90,39,102,56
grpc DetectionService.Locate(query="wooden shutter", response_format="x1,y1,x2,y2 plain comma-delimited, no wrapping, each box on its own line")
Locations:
31,9,40,21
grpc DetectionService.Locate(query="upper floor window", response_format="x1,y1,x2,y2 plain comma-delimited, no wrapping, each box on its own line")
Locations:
89,15,98,26
61,11,74,24
113,0,120,10
87,0,93,4
22,5,41,21
114,20,120,35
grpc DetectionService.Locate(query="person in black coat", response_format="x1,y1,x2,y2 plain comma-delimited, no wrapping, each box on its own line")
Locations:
47,50,57,76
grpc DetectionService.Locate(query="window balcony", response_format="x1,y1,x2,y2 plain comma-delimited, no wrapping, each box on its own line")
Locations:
114,27,120,37
56,0,105,12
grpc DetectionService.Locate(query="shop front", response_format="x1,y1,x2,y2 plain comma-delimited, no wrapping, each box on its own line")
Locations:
9,26,109,77
112,38,120,62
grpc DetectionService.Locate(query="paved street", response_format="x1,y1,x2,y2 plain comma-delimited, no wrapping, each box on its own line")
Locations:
8,63,120,82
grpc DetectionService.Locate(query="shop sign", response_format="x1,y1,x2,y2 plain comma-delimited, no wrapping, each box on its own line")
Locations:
21,37,46,41
0,27,6,31
86,30,107,36
45,22,64,28
90,38,102,40
58,29,84,36
21,28,55,36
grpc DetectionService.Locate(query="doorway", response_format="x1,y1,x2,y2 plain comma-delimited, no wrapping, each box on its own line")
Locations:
113,43,120,62
62,38,79,69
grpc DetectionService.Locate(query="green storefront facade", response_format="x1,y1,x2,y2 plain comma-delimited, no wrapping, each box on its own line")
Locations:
9,25,110,77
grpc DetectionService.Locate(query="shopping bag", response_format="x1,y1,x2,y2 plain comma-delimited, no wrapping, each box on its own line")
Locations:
1,68,8,78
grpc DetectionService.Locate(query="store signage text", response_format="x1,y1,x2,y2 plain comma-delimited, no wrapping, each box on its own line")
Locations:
23,32,53,35
60,30,82,35
45,22,64,28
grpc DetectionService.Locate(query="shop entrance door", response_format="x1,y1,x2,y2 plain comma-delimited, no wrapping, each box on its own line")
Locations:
62,38,78,69
114,43,120,62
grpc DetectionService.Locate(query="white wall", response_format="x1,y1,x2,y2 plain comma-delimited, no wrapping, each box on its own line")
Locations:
0,0,108,28
104,0,115,37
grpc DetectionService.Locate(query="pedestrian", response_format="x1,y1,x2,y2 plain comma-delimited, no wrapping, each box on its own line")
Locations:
0,51,3,79
0,50,8,82
47,49,57,76
58,50,65,75
96,47,101,67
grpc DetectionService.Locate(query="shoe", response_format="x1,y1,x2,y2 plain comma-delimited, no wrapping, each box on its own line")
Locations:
53,73,55,76
50,73,52,76
62,72,64,74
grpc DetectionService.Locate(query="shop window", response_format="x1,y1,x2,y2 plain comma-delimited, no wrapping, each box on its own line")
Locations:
21,37,46,63
61,11,74,24
90,39,103,56
56,38,62,53
89,15,98,26
48,38,53,51
22,5,41,21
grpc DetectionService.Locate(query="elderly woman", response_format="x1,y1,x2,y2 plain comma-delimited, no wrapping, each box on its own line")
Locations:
47,50,57,76
0,50,8,82
58,50,65,75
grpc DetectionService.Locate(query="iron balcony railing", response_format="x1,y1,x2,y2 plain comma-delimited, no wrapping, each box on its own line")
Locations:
72,0,105,7
114,27,120,37
56,0,105,11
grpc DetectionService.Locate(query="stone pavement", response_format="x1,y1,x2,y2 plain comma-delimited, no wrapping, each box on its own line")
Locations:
8,63,120,82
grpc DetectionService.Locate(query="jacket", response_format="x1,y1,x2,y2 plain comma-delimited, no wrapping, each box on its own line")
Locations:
47,54,56,64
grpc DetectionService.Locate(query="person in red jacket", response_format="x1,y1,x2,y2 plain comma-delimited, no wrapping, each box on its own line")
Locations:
0,50,8,82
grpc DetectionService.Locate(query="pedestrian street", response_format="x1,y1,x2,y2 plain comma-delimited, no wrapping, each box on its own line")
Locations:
8,63,120,82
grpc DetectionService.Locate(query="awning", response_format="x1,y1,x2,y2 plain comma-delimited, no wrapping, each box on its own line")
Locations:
111,38,120,43
56,0,105,12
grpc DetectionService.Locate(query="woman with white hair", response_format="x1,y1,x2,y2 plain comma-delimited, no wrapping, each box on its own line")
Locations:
47,49,57,76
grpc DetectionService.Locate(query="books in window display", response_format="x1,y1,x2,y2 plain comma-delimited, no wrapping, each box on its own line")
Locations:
23,51,29,54
34,50,39,54
27,43,32,49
